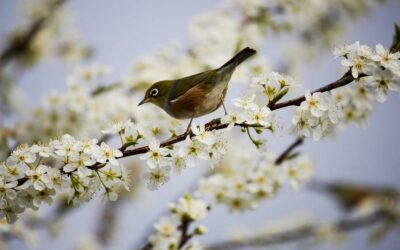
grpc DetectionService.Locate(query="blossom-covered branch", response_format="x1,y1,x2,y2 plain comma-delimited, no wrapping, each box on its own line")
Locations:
1,37,399,224
137,136,307,250
268,72,356,110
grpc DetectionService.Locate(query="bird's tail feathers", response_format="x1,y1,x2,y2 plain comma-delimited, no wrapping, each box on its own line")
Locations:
219,47,256,71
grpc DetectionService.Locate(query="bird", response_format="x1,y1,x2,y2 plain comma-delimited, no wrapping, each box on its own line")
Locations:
138,47,256,132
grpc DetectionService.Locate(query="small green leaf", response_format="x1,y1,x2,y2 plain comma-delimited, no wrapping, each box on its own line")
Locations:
122,141,138,149
234,38,244,54
254,127,264,134
91,82,122,96
286,152,300,161
271,87,289,104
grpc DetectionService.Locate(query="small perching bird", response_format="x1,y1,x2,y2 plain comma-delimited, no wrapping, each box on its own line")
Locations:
138,47,256,131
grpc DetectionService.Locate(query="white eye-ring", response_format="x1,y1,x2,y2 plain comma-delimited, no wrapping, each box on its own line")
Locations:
150,88,159,96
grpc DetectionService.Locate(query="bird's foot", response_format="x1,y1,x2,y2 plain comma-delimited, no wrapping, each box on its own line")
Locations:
185,117,194,134
222,101,228,116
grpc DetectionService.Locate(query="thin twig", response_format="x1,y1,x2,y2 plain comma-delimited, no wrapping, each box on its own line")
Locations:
178,218,193,249
274,138,304,165
267,71,357,110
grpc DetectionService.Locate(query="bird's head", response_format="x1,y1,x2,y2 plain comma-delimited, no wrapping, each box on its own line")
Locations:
138,80,173,108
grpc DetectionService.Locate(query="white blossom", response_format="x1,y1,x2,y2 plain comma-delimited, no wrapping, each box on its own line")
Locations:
191,123,216,145
372,44,400,70
24,165,50,191
97,142,123,166
170,148,187,174
140,139,170,169
247,106,271,127
0,177,17,200
341,53,369,78
362,68,400,103
300,91,329,117
144,166,171,190
182,137,206,167
154,217,179,237
8,145,36,165
63,154,94,177
232,95,258,111
101,121,126,134
284,155,314,189
169,194,208,221
289,109,317,139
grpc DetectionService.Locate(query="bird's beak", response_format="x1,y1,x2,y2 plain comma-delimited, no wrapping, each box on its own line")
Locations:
138,98,150,106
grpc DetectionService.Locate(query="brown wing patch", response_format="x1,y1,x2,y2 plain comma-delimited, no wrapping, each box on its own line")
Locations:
169,84,207,118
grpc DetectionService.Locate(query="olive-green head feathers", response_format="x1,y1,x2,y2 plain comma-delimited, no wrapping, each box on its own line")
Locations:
138,80,173,108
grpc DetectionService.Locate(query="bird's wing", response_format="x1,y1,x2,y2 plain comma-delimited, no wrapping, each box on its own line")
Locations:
167,69,218,102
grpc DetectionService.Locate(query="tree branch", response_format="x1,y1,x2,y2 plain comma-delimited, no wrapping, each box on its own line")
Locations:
0,0,68,67
12,69,358,185
178,218,194,249
206,210,391,250
96,71,358,166
267,71,357,110
274,138,304,165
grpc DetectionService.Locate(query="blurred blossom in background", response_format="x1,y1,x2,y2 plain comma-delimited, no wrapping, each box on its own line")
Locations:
0,0,399,250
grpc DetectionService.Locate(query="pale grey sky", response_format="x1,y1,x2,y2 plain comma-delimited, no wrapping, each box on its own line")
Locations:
1,1,400,249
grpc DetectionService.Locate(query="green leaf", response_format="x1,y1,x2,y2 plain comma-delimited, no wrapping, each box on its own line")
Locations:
234,37,244,54
271,87,289,104
91,82,122,96
254,127,264,134
122,141,138,149
286,152,300,161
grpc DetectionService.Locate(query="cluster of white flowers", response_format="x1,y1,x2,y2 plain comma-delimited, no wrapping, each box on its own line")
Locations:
101,119,229,191
279,0,384,62
140,124,228,190
223,95,272,130
337,42,400,102
198,154,314,212
0,134,128,223
289,91,341,141
221,73,297,136
251,71,298,105
149,194,208,250
192,0,383,71
331,84,374,128
290,42,400,140
12,63,136,145
101,119,231,191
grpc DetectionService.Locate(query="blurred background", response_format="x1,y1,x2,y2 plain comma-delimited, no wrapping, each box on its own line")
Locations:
0,0,399,249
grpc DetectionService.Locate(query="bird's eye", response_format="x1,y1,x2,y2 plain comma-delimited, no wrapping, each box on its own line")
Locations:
150,88,159,96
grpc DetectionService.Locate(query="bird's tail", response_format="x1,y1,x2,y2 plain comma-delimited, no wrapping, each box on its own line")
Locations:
219,47,256,71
